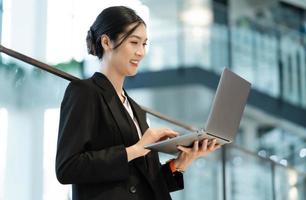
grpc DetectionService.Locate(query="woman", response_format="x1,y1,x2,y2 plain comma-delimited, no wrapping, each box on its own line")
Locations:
56,6,220,200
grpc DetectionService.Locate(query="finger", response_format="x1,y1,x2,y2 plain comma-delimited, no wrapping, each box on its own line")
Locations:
169,131,179,137
162,129,179,137
157,135,169,142
209,139,217,151
163,128,176,133
201,139,208,152
157,130,177,140
162,128,178,135
177,145,191,153
193,140,199,152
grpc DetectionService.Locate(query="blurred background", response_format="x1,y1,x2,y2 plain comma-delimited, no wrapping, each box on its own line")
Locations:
0,0,306,199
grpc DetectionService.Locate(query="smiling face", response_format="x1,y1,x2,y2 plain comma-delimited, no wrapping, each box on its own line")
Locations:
102,23,147,77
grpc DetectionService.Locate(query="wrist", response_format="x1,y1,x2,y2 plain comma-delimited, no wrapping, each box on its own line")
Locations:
168,159,186,173
173,158,192,172
173,159,185,172
126,144,146,162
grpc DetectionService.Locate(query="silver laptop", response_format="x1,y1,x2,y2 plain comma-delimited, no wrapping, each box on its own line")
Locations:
144,68,251,155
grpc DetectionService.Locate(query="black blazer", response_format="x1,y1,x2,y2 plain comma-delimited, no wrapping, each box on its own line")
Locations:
56,72,184,200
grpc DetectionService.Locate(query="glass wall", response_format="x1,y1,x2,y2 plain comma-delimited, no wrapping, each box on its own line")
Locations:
141,0,306,108
1,0,306,199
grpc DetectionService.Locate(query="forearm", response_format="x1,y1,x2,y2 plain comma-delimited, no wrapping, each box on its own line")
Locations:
126,144,147,162
56,145,129,184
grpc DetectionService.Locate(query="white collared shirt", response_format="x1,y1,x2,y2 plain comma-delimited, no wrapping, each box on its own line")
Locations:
121,91,142,139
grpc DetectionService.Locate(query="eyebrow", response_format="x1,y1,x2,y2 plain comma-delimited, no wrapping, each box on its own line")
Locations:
129,35,148,41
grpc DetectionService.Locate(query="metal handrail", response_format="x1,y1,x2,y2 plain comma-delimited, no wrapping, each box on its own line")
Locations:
0,45,197,132
228,143,306,176
1,44,305,176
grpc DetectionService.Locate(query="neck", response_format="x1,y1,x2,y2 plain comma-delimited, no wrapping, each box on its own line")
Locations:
100,62,125,97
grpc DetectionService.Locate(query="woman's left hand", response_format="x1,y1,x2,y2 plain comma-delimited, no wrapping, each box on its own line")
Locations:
173,139,220,172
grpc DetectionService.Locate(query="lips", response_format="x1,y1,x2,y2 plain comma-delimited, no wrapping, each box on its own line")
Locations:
130,59,140,67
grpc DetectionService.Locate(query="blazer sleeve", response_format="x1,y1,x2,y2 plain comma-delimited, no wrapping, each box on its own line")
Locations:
55,81,129,184
160,163,184,192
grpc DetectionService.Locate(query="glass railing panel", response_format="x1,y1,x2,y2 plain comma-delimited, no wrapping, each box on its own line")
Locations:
225,146,274,200
275,166,306,200
171,150,223,200
254,127,306,173
0,57,70,200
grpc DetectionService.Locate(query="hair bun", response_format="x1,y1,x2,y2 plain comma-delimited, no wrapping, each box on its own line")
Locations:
86,28,96,56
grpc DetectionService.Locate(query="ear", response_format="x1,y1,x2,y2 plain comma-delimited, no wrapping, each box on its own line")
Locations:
100,34,114,52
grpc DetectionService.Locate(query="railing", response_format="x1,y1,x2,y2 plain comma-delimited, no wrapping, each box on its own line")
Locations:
0,45,197,132
0,45,305,200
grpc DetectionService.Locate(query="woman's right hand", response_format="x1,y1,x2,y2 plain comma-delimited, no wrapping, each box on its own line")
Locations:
126,128,178,161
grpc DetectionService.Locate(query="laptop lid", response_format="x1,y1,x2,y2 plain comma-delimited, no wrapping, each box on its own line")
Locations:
204,68,251,142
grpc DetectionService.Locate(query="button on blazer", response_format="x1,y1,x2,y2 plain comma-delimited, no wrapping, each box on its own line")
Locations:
56,72,184,200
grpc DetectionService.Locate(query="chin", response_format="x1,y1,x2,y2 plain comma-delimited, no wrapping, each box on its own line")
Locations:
126,70,138,77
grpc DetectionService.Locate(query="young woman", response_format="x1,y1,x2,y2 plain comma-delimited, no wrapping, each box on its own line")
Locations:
56,6,220,200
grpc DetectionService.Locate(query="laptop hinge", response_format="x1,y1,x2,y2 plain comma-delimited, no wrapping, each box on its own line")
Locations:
206,132,230,142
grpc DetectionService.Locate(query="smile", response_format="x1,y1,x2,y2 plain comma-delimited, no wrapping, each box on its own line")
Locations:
130,60,140,67
130,60,139,64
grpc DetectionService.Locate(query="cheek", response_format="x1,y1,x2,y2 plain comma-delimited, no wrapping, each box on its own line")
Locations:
113,51,127,63
112,53,131,72
117,47,131,59
112,45,134,67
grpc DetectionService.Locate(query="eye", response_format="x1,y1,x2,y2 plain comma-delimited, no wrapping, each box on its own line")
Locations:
143,43,147,46
131,41,138,45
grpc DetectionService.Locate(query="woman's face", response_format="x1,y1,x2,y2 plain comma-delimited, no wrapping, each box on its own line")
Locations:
108,23,147,77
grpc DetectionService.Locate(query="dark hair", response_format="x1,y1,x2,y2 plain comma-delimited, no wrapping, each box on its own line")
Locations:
86,6,146,59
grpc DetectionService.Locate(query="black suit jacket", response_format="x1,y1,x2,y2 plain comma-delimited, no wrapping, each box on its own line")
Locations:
56,72,184,200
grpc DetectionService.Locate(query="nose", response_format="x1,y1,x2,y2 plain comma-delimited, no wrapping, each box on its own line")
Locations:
135,45,145,58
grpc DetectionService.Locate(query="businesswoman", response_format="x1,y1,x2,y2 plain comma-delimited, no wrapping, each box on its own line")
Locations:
56,6,220,200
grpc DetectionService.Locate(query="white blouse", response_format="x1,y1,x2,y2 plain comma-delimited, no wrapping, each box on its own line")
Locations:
121,91,142,139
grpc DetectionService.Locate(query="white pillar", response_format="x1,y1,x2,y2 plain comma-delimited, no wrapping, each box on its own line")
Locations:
9,0,47,60
4,107,44,200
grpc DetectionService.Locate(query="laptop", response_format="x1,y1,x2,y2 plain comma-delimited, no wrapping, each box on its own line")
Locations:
144,68,251,155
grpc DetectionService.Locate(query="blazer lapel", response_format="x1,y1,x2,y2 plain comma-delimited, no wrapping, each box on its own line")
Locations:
91,72,137,147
